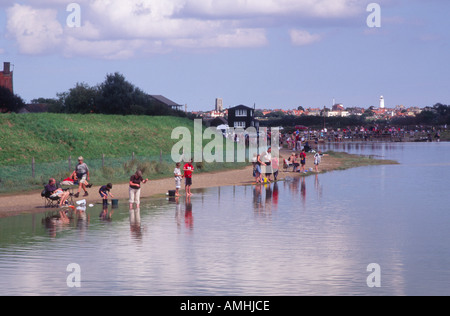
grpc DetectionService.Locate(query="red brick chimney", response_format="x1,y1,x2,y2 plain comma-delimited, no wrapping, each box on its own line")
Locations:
1,62,13,93
3,62,11,75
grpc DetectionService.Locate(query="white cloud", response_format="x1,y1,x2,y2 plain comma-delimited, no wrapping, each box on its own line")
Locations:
5,0,373,59
290,29,322,46
166,28,268,49
6,4,63,55
181,0,368,19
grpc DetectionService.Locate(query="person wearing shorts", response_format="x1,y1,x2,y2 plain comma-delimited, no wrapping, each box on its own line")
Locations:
45,178,71,207
99,183,114,202
174,163,183,197
183,160,195,196
314,151,324,173
73,156,91,198
299,149,306,173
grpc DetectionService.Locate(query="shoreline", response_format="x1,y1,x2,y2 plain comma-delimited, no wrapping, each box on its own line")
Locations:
0,150,398,218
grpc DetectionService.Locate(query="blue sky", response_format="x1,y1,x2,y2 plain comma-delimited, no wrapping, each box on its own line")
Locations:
1,0,449,111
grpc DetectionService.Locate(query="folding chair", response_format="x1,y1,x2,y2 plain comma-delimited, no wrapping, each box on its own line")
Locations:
41,183,74,208
283,159,292,172
41,189,61,208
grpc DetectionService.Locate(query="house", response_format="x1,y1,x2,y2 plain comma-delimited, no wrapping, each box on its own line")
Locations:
227,105,257,129
0,62,13,93
148,95,184,112
325,110,350,118
332,103,345,111
305,108,322,116
207,117,228,128
19,103,49,114
288,109,304,116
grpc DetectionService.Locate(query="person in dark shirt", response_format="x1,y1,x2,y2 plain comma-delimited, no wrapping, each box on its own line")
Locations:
45,178,71,207
129,170,148,209
99,183,114,201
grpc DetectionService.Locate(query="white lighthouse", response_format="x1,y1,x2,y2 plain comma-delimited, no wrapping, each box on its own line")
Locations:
379,96,385,109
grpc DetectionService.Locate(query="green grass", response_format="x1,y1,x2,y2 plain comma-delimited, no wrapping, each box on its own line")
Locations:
0,113,248,194
440,130,450,141
0,113,199,165
325,151,399,170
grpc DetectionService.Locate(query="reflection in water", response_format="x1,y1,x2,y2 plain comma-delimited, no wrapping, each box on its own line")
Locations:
252,175,326,216
129,208,142,241
1,143,450,296
185,196,194,231
99,205,113,221
301,177,306,207
253,184,262,214
272,183,279,210
42,208,91,238
315,174,323,199
171,196,194,232
42,210,71,238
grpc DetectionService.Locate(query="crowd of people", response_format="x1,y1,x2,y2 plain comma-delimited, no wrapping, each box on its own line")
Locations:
43,156,198,214
281,125,445,147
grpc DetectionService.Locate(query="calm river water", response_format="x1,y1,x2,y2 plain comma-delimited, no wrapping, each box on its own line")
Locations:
0,142,449,296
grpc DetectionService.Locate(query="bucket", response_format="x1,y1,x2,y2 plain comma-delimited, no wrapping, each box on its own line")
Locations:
111,199,119,208
168,190,176,197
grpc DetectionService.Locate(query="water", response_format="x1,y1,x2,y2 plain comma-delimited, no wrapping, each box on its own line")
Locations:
0,142,449,296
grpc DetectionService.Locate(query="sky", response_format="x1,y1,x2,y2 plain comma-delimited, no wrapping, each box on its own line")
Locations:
0,0,449,111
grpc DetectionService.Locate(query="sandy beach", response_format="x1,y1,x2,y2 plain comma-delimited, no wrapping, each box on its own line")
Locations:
0,150,353,218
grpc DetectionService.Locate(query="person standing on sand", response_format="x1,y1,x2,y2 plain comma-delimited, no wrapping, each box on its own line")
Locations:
263,147,273,182
314,151,328,173
255,153,266,183
73,156,91,198
174,162,183,197
129,170,148,209
183,159,195,196
299,148,307,173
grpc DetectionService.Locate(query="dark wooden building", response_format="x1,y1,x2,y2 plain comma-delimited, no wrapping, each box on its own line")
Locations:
148,95,184,112
227,105,257,129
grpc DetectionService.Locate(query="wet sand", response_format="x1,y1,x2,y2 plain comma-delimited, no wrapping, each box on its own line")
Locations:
0,151,348,218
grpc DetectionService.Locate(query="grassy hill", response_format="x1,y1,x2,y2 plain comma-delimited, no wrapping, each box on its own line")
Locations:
0,113,247,194
0,113,197,165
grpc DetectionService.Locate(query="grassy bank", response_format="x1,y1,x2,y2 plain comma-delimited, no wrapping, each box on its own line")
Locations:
0,113,198,165
325,151,399,170
0,113,247,194
440,130,450,141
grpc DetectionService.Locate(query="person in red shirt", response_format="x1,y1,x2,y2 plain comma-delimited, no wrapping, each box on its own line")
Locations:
183,159,195,196
299,149,307,173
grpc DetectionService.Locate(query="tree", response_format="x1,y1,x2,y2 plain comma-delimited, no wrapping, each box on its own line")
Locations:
53,72,182,116
416,110,438,125
96,73,138,115
0,86,25,113
61,83,98,114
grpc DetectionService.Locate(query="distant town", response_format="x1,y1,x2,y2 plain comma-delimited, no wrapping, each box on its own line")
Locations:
192,97,425,122
0,61,445,128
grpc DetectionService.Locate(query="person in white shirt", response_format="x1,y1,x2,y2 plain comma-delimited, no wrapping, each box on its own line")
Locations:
174,162,183,197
